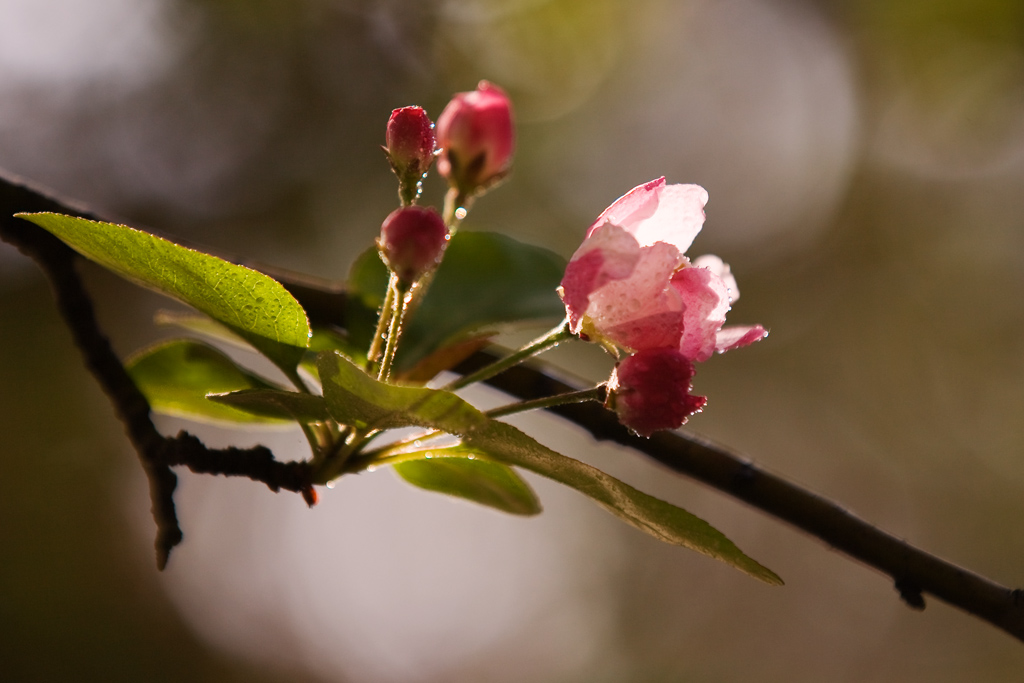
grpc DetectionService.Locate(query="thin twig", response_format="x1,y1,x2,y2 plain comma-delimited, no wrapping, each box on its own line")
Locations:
443,318,570,392
484,384,605,419
0,171,314,568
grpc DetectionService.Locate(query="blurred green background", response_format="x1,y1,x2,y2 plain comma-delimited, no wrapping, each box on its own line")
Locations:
3,0,1024,680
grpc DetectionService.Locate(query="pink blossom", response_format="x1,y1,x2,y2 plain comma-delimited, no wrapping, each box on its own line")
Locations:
436,81,514,195
559,177,767,359
588,177,709,253
561,178,767,435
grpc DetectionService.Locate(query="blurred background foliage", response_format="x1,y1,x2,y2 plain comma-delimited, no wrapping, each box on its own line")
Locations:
3,0,1024,680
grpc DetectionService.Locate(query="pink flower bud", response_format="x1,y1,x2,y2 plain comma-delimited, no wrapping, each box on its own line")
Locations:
385,106,436,205
386,106,436,177
378,206,449,283
607,348,707,437
436,81,515,195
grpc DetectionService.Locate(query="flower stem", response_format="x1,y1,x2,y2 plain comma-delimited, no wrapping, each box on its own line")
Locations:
393,189,469,336
282,366,313,394
367,273,397,369
342,429,445,473
444,319,571,392
311,427,363,484
346,447,444,474
484,385,606,420
281,364,334,461
442,187,473,234
378,276,412,382
298,420,325,459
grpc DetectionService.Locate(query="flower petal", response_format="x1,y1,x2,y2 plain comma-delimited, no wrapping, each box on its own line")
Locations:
588,179,709,255
559,224,641,334
715,325,768,353
629,183,709,253
436,80,515,192
586,241,685,350
692,254,739,303
672,265,731,363
587,177,665,239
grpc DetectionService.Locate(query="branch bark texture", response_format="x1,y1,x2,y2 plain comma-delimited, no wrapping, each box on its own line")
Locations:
0,172,314,568
2,169,1022,640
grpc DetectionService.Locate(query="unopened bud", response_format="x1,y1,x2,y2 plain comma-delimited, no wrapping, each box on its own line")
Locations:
436,81,514,196
607,348,707,437
385,106,436,204
378,206,449,283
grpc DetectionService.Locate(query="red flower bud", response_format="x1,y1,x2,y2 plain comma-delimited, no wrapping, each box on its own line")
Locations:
607,348,707,437
385,106,436,204
386,106,436,175
378,206,449,283
436,81,515,195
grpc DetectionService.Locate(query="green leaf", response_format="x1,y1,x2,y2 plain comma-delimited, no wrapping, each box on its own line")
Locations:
207,388,329,423
393,448,542,516
155,309,353,389
155,310,362,391
17,213,310,372
346,231,566,372
318,351,781,584
126,339,287,425
302,327,368,380
459,423,782,585
316,350,486,433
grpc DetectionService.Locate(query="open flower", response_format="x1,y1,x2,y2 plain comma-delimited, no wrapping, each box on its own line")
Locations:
559,177,766,358
559,178,767,435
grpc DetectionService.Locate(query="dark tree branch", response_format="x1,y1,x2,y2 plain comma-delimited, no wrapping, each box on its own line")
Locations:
164,431,314,497
2,170,1023,640
0,172,314,568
